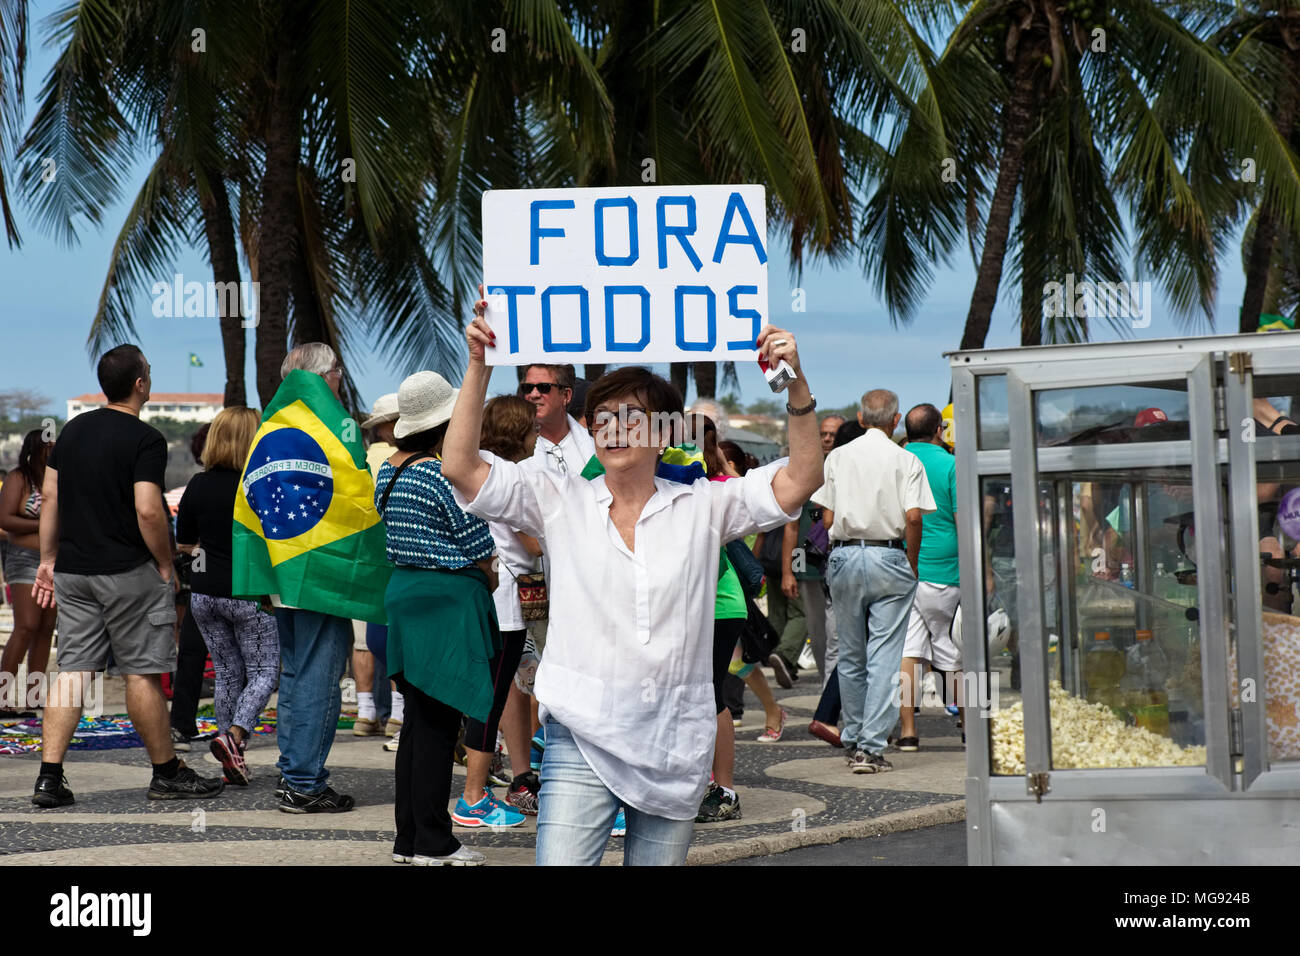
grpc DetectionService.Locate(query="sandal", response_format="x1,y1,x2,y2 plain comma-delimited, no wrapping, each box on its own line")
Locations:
756,708,788,743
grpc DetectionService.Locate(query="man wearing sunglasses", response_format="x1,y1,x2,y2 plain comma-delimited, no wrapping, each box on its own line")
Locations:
518,364,595,477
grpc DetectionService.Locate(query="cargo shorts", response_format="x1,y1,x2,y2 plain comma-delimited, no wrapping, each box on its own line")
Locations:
54,561,178,675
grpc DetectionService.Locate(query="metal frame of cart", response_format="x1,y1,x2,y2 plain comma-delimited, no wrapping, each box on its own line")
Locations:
950,332,1300,865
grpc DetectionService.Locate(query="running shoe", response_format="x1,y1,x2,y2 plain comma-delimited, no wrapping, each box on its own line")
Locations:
696,783,742,823
611,807,626,837
488,746,513,787
169,726,193,752
756,708,788,743
148,762,225,800
383,730,400,753
506,770,540,815
452,788,527,828
413,846,486,866
851,751,893,775
279,784,355,813
210,731,252,786
529,727,546,772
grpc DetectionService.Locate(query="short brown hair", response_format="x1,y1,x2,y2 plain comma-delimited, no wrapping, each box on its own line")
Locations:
521,363,575,390
481,395,536,463
202,406,261,470
584,367,684,441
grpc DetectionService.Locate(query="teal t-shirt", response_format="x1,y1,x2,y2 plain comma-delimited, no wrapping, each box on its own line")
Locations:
907,441,959,586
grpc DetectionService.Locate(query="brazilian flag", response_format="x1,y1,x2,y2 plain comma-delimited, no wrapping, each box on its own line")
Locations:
232,370,391,621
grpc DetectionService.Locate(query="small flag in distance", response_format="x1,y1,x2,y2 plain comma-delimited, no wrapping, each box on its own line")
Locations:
189,353,204,367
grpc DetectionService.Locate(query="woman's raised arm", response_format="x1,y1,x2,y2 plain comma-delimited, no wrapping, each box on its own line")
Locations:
441,287,496,501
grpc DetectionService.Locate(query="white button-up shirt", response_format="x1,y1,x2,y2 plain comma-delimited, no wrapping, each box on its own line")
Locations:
812,428,935,540
455,452,798,819
525,414,595,477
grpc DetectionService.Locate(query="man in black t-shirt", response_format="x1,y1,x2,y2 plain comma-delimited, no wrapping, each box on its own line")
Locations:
31,345,224,807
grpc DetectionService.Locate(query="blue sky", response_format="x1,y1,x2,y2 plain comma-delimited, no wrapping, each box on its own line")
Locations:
0,3,1249,421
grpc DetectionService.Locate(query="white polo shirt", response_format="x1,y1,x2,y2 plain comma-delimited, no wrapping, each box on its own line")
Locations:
812,428,935,540
525,414,596,477
455,452,798,819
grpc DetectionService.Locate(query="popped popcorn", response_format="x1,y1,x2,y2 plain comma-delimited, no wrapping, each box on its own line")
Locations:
991,681,1207,775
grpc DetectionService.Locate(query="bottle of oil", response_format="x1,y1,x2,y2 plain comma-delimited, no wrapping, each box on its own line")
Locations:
1084,630,1126,714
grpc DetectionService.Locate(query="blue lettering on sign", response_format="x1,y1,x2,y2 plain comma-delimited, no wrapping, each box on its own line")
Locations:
530,200,575,265
712,191,768,265
243,429,334,540
604,286,651,351
488,286,536,354
656,196,702,271
675,286,716,351
725,284,762,349
542,286,591,352
594,197,639,266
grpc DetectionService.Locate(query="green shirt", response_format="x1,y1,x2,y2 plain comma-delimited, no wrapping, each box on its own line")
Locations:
907,441,960,586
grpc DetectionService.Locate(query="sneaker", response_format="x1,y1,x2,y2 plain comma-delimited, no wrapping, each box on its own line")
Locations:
274,775,289,798
506,770,540,815
169,727,193,752
851,751,893,775
451,788,527,828
383,731,400,752
696,783,742,823
32,773,75,808
767,654,794,689
392,851,414,864
210,732,251,786
529,727,546,772
279,785,355,813
413,846,487,866
384,718,402,738
797,641,817,671
611,807,626,837
756,708,788,743
148,762,225,800
846,748,867,771
488,747,513,787
895,736,920,752
352,716,383,737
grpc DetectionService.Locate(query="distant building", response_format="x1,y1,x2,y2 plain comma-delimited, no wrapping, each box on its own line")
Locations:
66,392,224,424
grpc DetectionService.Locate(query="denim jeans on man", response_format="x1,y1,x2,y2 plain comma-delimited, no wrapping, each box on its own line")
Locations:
825,545,917,754
535,718,695,865
275,608,352,793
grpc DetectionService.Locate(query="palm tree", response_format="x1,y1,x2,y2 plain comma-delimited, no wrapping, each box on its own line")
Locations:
0,0,26,247
867,0,1300,349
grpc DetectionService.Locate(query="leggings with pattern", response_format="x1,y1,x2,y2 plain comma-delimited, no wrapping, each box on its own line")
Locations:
189,594,281,734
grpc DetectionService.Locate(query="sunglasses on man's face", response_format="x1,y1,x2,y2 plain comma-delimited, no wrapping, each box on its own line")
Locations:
519,382,564,396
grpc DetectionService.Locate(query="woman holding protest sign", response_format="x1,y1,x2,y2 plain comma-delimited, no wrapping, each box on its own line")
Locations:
442,285,823,865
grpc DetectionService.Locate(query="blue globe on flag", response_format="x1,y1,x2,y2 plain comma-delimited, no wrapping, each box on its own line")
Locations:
242,429,334,540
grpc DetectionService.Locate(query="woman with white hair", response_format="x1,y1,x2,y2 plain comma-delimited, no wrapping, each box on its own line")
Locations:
442,287,823,865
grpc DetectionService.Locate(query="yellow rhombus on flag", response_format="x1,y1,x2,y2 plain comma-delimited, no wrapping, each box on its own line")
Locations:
232,370,391,621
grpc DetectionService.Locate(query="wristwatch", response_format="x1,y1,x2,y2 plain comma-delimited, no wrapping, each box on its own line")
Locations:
786,394,817,416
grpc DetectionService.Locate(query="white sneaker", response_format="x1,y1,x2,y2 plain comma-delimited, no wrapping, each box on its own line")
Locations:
797,641,817,671
413,846,486,866
383,731,400,752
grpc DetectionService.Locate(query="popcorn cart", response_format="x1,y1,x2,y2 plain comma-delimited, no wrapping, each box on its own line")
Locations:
950,332,1300,864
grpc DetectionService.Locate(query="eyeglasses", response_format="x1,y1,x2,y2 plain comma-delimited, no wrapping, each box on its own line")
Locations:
519,382,564,396
546,445,568,473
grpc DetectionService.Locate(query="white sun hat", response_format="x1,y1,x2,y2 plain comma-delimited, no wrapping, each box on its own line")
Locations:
361,392,400,429
393,371,459,439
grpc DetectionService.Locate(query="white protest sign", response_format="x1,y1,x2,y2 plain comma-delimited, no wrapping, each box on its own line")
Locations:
481,184,768,365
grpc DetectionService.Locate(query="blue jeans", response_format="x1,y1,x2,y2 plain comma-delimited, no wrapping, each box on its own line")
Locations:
825,546,917,754
275,608,352,794
535,718,695,866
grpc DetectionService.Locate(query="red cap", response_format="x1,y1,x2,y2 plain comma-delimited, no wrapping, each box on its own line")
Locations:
1134,407,1168,428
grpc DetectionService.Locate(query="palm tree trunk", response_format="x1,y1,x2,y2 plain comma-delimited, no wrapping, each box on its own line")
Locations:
1020,260,1042,346
669,362,689,400
1241,51,1298,334
960,46,1039,351
254,35,301,407
197,170,247,407
692,361,717,399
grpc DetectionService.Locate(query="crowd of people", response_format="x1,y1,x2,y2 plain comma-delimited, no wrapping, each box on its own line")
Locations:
12,288,976,866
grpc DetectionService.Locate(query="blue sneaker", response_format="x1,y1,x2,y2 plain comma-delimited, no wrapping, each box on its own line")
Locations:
611,807,626,837
452,788,527,828
945,704,960,717
529,727,546,772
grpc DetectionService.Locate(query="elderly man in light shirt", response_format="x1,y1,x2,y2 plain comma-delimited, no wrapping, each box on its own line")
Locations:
813,389,935,774
518,363,595,477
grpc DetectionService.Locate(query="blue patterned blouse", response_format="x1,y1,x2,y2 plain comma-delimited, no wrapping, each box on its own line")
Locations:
374,457,495,569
